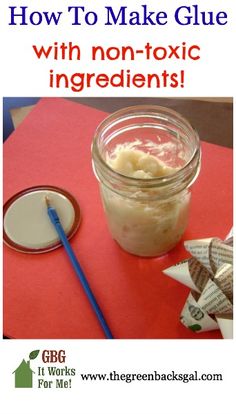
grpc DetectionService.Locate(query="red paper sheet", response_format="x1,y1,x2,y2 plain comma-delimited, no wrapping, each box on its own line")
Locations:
3,98,233,339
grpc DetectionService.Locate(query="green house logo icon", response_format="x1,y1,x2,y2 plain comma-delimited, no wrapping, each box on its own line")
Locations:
13,350,40,388
13,359,34,388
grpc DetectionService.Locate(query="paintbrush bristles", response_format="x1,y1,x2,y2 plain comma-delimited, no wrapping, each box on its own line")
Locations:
45,195,51,208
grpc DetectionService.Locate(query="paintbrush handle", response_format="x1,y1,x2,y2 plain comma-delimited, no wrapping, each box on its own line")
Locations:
47,206,113,339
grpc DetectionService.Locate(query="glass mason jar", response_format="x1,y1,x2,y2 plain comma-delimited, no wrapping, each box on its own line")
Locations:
92,105,201,257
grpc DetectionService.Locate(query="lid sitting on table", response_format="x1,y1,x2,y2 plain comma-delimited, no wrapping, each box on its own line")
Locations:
3,185,81,254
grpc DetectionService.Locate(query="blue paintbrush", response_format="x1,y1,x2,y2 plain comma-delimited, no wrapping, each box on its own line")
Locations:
45,196,113,339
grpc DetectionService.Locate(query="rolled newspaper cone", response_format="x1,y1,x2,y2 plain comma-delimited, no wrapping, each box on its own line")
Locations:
163,233,233,338
215,314,233,339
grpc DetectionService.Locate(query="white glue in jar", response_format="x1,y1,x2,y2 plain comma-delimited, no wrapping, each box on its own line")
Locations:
92,106,201,257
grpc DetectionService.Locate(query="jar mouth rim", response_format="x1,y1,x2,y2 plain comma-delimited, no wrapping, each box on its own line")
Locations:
92,105,200,186
94,104,197,133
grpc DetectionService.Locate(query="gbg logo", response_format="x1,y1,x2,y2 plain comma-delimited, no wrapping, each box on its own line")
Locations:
42,350,66,363
13,349,67,388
